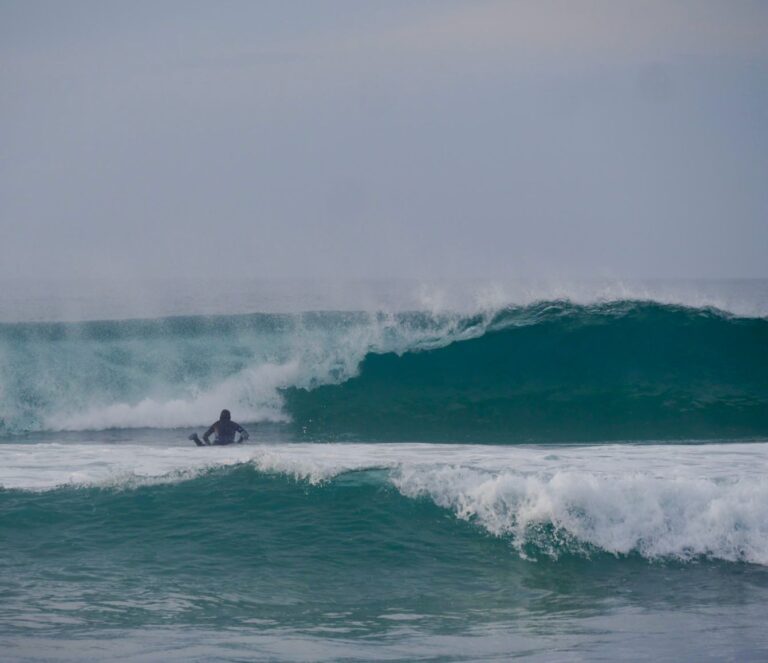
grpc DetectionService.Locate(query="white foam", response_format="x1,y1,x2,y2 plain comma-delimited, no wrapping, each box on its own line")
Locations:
37,310,486,433
2,441,767,565
393,465,768,563
45,361,299,431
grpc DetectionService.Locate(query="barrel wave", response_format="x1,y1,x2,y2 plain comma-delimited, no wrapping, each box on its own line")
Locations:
286,301,768,441
1,300,767,441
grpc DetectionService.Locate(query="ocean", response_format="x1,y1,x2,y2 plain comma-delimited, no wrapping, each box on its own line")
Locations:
1,279,767,661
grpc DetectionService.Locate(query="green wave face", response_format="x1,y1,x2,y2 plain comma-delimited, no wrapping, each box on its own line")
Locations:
2,460,766,633
0,468,528,633
1,301,766,442
283,302,768,442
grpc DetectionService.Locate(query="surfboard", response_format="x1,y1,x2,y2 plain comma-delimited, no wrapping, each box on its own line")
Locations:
188,433,246,446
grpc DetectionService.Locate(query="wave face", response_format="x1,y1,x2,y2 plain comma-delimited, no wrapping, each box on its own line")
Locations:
1,300,767,441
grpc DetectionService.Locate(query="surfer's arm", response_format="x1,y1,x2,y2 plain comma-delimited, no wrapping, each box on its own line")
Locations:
202,423,216,444
235,423,249,442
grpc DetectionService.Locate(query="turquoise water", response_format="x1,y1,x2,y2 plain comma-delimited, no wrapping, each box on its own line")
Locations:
1,283,767,661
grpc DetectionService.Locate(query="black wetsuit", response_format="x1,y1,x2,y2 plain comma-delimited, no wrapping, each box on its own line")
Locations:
203,420,249,445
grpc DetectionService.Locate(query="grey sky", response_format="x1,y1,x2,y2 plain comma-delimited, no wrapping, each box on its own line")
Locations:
2,0,767,280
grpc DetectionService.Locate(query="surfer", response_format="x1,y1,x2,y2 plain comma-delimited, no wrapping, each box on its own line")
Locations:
189,409,249,446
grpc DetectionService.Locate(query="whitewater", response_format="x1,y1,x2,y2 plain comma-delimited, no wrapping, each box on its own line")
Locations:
1,279,767,661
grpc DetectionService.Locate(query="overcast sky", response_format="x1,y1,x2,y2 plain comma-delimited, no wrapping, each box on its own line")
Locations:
2,0,767,281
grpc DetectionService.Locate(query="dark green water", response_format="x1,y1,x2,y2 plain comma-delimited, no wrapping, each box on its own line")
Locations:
285,302,768,441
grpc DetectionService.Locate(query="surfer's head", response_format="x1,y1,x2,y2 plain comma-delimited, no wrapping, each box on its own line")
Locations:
220,409,231,422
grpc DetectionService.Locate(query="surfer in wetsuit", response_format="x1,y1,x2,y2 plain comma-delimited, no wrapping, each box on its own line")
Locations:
189,409,249,446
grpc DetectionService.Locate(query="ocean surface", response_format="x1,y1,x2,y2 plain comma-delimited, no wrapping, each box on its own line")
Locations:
1,279,767,661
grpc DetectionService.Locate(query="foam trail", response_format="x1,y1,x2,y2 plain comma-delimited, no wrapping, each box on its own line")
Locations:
2,442,765,490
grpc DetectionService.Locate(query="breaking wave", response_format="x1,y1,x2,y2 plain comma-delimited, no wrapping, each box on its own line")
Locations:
1,300,766,441
1,442,766,565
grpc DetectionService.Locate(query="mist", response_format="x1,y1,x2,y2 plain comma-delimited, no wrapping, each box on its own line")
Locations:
2,0,767,282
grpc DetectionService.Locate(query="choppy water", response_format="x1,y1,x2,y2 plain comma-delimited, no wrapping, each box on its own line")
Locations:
1,280,767,661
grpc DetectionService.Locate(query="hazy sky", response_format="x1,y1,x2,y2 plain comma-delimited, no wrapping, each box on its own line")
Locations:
2,0,767,280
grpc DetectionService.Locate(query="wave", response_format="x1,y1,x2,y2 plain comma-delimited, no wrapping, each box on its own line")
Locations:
284,301,768,441
1,300,766,441
2,442,766,565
